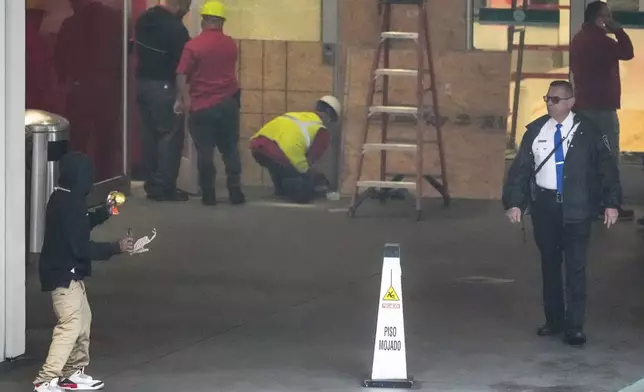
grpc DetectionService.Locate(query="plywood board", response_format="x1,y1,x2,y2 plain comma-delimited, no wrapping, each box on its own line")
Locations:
240,113,263,140
263,41,287,90
239,40,263,90
241,90,262,114
286,91,330,113
339,0,465,52
286,42,333,92
263,90,286,114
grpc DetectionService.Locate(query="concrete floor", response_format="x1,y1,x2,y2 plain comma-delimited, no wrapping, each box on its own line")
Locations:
1,186,644,392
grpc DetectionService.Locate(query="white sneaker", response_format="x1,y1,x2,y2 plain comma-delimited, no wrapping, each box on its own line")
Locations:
34,378,64,392
59,368,105,391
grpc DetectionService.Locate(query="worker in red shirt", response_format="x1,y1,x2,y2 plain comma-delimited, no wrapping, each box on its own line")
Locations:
570,0,634,221
174,0,244,206
249,96,342,204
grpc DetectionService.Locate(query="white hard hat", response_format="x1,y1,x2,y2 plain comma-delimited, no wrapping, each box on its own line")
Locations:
317,95,342,119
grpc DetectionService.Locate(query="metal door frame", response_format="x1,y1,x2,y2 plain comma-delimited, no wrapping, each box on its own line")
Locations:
2,0,26,362
89,0,132,205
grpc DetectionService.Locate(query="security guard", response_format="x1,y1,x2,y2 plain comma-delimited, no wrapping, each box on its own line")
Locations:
502,80,621,347
249,96,342,203
174,0,244,206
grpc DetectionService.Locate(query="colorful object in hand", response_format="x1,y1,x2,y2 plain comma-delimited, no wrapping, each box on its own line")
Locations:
107,191,126,215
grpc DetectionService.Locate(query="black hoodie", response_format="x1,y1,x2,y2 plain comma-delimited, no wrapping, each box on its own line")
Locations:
39,152,121,292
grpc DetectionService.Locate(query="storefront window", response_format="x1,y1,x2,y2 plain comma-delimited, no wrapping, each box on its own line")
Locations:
473,0,570,149
225,0,321,41
472,0,644,155
26,0,125,183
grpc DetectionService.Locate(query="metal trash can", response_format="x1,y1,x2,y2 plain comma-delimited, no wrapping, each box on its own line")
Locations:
25,110,70,254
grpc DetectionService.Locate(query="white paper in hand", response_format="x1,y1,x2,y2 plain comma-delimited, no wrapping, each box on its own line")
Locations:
129,228,157,255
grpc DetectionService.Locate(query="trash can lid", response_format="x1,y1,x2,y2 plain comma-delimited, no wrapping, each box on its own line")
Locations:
25,109,70,135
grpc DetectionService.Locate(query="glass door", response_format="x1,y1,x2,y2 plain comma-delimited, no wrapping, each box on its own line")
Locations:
595,0,644,157
26,0,130,205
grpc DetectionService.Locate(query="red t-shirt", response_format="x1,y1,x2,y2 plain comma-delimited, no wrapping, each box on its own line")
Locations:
176,28,238,112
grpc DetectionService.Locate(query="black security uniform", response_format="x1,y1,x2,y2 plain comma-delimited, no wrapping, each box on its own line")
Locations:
134,6,190,200
502,113,621,334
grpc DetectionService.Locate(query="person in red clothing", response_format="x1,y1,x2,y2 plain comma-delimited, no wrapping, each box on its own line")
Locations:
174,0,244,206
570,0,634,221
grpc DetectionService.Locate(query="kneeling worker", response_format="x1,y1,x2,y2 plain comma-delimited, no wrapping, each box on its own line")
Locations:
249,96,341,203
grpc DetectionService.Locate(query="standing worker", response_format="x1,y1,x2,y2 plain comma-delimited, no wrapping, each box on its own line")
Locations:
249,96,341,204
134,0,192,202
570,0,634,221
502,80,622,346
174,0,244,206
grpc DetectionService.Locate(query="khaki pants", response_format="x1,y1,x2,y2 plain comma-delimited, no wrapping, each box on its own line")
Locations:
578,109,621,164
34,280,92,384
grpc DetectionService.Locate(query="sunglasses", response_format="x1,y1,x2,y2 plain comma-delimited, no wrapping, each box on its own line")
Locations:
543,95,573,104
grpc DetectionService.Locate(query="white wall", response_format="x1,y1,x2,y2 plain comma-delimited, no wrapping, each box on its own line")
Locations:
1,0,27,362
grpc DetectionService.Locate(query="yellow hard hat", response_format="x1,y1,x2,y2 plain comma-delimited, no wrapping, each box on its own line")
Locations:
201,0,226,19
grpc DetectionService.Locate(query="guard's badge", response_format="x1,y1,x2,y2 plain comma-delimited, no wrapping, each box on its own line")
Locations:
602,135,611,151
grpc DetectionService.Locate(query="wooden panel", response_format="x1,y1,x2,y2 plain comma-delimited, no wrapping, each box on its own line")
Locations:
286,42,333,92
263,41,287,90
241,90,263,114
286,91,329,112
263,90,286,115
240,113,264,140
239,40,263,90
339,0,466,52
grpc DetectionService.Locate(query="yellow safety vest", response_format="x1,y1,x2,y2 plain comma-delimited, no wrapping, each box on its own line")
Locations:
251,112,325,173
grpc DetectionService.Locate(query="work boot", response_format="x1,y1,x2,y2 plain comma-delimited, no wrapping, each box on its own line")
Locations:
201,189,216,206
229,187,246,205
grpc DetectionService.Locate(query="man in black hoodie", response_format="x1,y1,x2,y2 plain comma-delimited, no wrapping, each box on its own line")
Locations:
33,152,133,392
134,0,192,201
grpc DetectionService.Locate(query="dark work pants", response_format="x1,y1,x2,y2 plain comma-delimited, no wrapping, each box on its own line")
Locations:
137,80,185,196
188,97,242,192
252,151,315,203
531,187,592,332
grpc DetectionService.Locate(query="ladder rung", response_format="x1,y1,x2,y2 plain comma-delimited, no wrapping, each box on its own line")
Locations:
385,172,444,179
357,180,417,190
374,68,418,77
363,143,417,152
381,32,419,40
387,138,437,145
369,106,418,116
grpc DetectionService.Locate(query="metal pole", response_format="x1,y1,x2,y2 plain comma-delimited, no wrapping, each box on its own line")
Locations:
46,160,57,199
508,28,525,151
466,0,473,50
122,0,131,176
29,133,47,253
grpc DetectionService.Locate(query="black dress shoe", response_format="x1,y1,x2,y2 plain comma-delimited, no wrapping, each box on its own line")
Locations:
537,324,564,336
563,331,587,346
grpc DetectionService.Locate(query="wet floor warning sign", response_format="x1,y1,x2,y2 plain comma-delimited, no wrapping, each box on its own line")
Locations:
383,286,400,301
363,243,413,389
